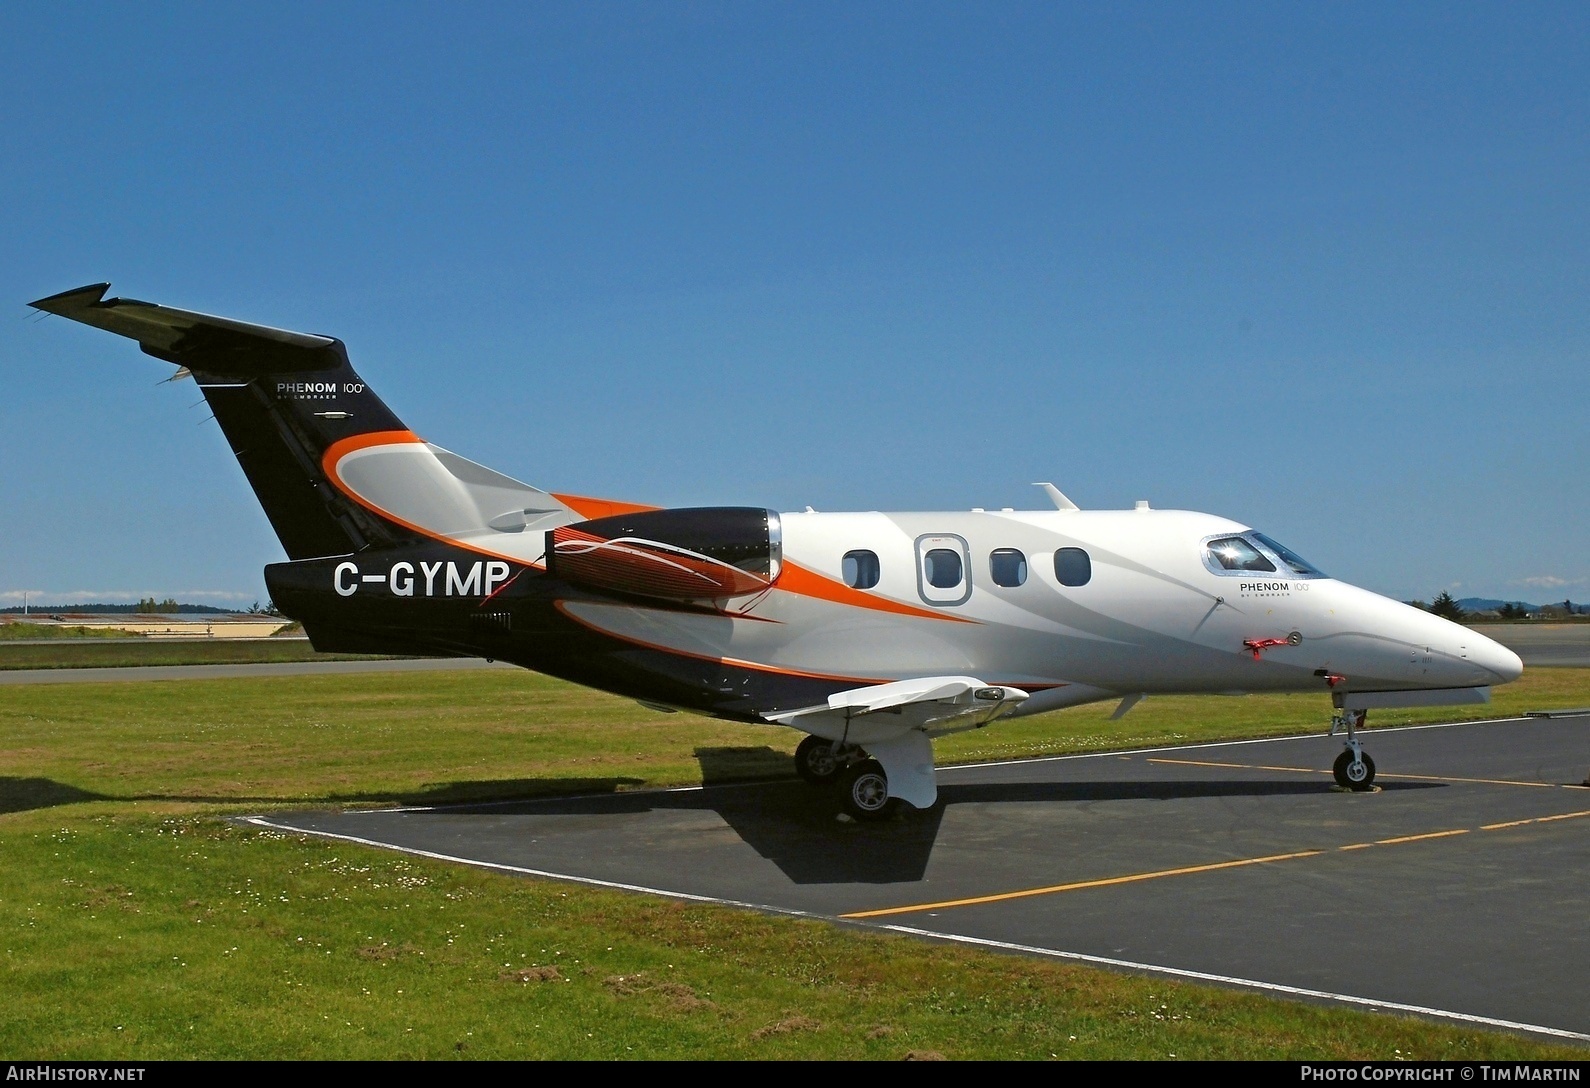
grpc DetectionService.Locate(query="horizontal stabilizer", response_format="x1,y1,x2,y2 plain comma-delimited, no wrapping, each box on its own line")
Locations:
30,283,344,375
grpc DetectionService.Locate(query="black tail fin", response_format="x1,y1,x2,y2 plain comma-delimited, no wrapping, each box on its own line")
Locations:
31,283,421,559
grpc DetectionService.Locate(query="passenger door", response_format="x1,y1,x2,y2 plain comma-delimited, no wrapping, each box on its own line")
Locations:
915,534,972,606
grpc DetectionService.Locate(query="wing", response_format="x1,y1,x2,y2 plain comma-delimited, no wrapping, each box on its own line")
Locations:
768,676,1029,810
766,675,1029,736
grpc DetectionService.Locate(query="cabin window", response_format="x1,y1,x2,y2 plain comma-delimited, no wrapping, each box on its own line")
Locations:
1206,537,1276,573
842,550,881,590
924,549,963,589
990,548,1027,587
1054,547,1092,587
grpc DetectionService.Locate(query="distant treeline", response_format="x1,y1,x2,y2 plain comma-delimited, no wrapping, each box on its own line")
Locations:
0,602,237,615
1406,591,1587,621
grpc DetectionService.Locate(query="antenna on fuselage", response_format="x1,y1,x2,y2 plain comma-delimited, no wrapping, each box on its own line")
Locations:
1032,482,1079,511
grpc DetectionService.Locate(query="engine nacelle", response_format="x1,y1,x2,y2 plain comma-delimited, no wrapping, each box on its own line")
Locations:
547,507,782,602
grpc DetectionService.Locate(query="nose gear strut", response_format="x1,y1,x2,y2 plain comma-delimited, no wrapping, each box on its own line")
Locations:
1322,671,1373,788
1330,708,1376,789
1326,673,1377,791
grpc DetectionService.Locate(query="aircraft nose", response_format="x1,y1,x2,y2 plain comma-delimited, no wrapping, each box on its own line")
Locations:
1400,603,1524,687
1468,633,1524,685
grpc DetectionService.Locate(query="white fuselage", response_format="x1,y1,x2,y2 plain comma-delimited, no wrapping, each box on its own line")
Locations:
561,506,1523,713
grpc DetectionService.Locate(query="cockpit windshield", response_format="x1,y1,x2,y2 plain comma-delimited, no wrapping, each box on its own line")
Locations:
1252,533,1326,578
1204,533,1327,578
1206,537,1276,573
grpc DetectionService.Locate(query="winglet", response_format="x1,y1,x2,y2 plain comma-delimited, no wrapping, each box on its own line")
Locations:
29,282,112,315
1033,482,1080,511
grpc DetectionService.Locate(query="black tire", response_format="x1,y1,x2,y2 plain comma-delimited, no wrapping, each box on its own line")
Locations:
1333,749,1376,791
838,758,895,821
794,735,842,785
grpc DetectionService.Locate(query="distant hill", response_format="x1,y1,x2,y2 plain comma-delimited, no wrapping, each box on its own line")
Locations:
1454,597,1587,616
1456,598,1541,614
0,602,239,615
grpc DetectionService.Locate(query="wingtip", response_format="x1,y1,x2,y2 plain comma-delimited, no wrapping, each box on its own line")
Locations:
28,282,112,314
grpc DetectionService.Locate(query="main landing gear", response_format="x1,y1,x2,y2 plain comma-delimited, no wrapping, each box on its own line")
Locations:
794,734,847,785
793,736,898,820
1330,708,1377,791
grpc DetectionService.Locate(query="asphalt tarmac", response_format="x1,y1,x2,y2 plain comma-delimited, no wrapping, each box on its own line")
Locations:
253,715,1590,1042
1471,624,1590,668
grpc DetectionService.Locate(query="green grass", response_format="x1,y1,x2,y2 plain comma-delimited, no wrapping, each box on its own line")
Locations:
0,638,398,670
3,668,1589,1059
5,667,1588,807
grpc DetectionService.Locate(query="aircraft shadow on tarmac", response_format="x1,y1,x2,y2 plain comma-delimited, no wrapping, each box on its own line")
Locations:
0,774,652,816
413,748,1446,886
4,754,1446,886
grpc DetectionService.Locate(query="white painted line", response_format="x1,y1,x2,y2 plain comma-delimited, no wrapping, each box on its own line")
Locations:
939,716,1537,774
872,925,1590,1044
330,714,1546,816
240,813,1589,1045
239,815,820,920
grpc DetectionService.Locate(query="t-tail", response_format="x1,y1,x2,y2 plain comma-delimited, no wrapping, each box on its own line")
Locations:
28,284,619,559
32,283,435,558
28,284,650,653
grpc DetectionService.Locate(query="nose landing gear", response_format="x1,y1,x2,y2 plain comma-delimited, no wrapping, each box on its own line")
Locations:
1330,708,1377,790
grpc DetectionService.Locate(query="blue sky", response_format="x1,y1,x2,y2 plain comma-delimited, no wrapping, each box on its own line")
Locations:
2,3,1586,607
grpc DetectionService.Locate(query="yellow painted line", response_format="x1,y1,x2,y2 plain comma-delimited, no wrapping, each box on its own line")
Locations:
1481,817,1538,831
839,849,1325,919
1530,808,1590,825
1147,757,1565,790
1379,772,1561,789
1147,757,1322,774
844,808,1590,920
1373,829,1469,846
1481,808,1590,831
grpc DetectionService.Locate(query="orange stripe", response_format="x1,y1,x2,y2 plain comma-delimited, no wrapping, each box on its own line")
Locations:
552,600,1062,691
321,435,656,556
322,443,965,630
321,430,544,568
553,600,893,685
320,429,425,473
550,493,661,520
774,560,977,624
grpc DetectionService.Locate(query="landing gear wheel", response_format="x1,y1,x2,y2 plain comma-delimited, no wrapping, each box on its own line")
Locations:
1333,749,1377,791
838,758,896,821
794,735,842,785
